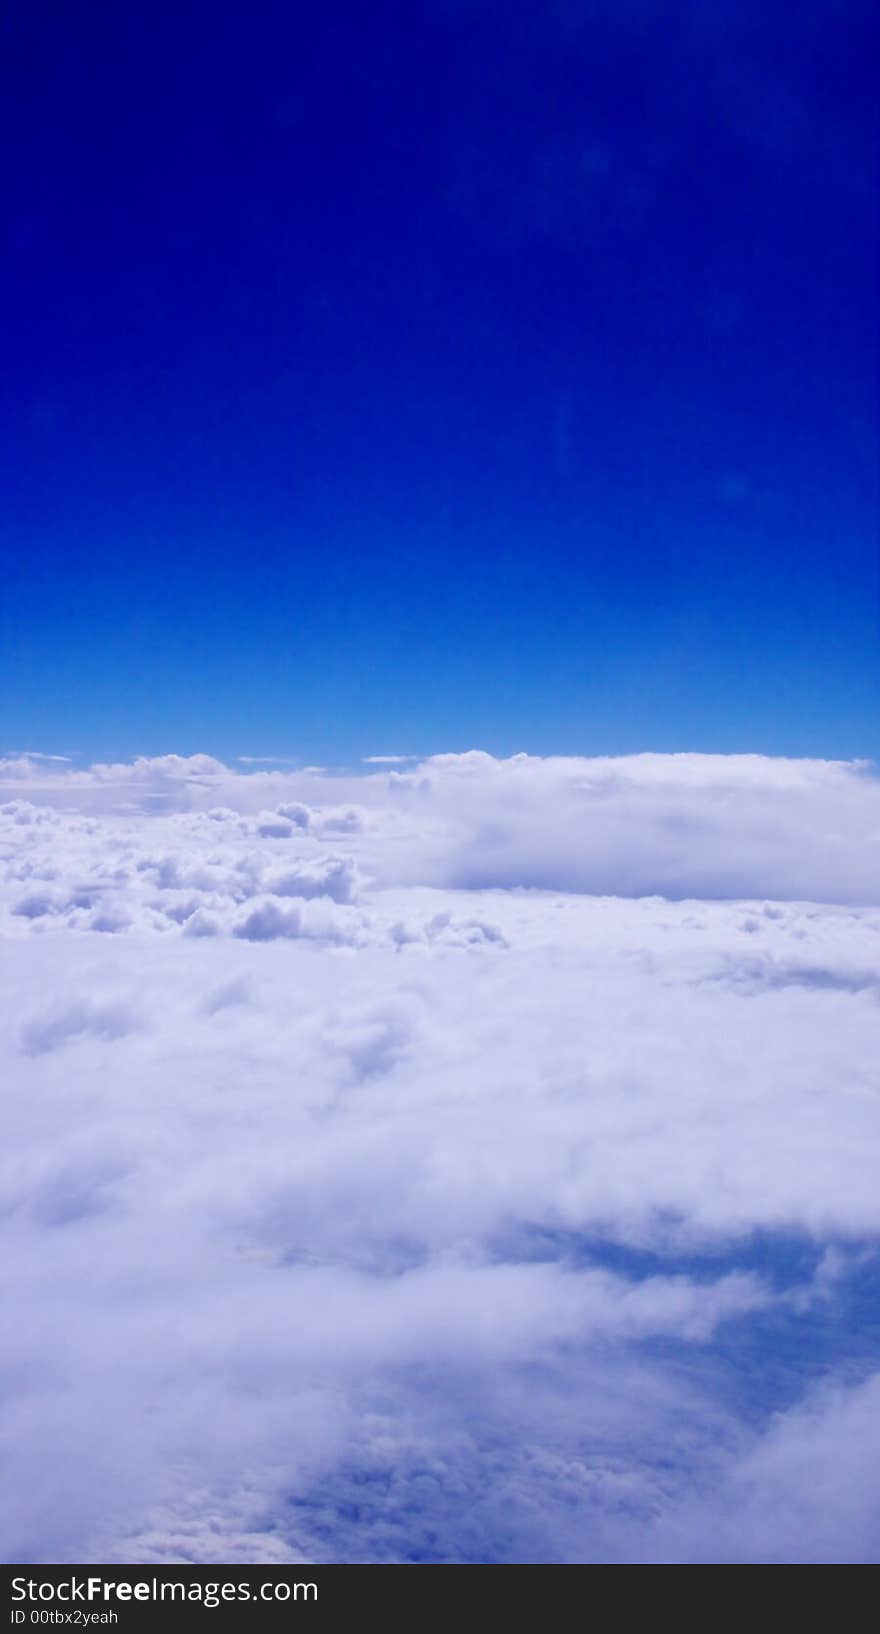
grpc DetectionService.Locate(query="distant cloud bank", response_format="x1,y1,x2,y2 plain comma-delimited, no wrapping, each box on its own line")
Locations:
2,748,878,902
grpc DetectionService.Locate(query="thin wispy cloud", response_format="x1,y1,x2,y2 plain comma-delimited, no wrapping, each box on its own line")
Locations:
5,750,73,762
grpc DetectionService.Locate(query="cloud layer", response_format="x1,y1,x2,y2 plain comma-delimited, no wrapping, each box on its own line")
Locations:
2,751,879,1562
4,747,879,904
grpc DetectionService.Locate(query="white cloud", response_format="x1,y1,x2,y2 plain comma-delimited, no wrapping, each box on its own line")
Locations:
1,750,879,1561
3,750,73,763
3,747,879,902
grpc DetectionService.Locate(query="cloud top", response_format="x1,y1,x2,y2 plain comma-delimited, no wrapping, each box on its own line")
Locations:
2,749,877,903
2,749,880,1562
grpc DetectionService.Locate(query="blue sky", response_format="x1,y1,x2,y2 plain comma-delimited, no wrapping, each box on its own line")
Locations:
2,0,877,765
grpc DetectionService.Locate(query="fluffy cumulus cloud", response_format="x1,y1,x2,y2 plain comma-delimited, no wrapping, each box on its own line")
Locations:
1,751,879,1563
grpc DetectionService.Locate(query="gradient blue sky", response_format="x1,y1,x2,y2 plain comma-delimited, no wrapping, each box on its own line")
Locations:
2,0,877,765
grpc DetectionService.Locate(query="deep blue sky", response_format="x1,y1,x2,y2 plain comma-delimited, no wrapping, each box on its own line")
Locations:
2,1,877,765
